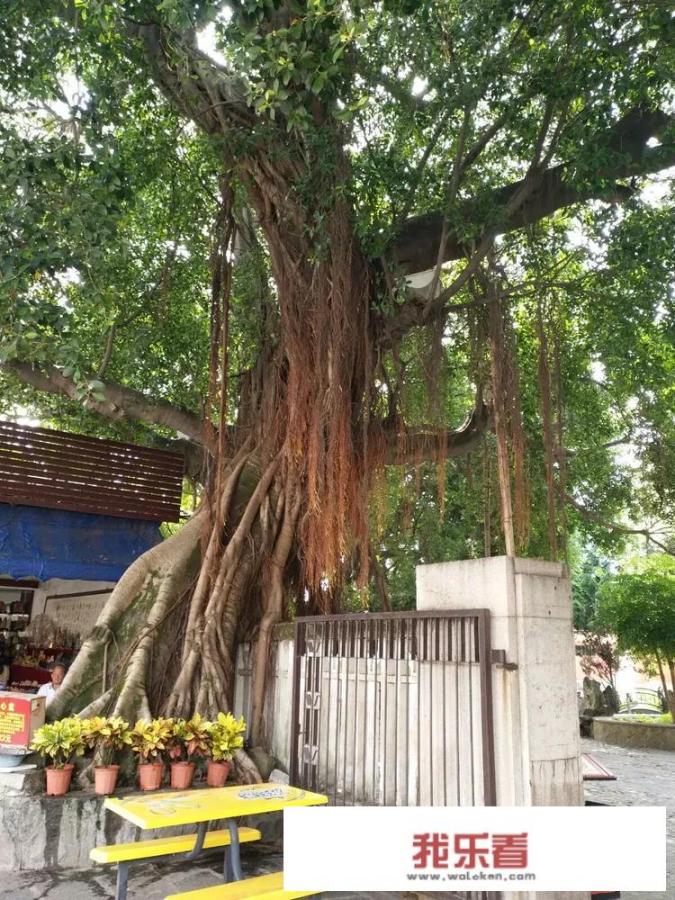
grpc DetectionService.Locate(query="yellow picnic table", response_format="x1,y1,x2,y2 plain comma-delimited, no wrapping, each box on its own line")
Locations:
101,783,328,900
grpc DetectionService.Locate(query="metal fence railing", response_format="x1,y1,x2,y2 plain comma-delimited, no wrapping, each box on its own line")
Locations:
290,610,496,807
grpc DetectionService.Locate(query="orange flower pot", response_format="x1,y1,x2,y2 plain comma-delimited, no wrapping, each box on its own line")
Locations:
170,761,195,789
206,760,230,787
94,765,119,796
138,762,164,791
46,764,74,796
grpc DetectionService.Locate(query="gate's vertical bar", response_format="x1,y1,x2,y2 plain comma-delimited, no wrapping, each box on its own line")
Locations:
351,619,360,804
477,609,497,805
394,617,400,805
416,616,422,805
315,622,322,791
290,620,306,786
371,618,378,804
468,616,475,805
341,619,350,805
362,617,369,803
454,617,461,804
441,617,448,805
405,618,411,805
308,625,314,790
428,617,434,805
335,619,344,805
322,620,333,795
305,622,315,790
312,622,321,791
382,617,389,805
314,619,328,790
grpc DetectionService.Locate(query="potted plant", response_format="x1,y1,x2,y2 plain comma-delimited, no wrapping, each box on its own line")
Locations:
205,712,246,787
82,716,132,795
130,718,172,791
30,717,86,796
167,714,210,789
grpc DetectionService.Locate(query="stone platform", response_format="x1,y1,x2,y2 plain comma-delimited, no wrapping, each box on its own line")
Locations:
0,768,282,871
592,716,675,752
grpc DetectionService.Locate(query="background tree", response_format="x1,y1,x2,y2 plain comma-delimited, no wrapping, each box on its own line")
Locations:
597,555,675,718
1,1,673,762
571,541,611,631
577,633,619,688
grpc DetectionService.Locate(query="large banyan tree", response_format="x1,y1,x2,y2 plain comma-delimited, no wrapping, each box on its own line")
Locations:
1,1,673,760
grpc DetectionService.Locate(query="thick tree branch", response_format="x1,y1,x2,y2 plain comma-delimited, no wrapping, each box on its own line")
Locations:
125,20,254,137
97,324,117,379
370,549,391,611
3,360,209,448
564,492,674,556
378,403,490,466
379,165,543,345
388,107,674,277
565,435,633,457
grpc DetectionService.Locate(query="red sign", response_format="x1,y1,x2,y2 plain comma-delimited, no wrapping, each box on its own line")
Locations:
0,692,45,753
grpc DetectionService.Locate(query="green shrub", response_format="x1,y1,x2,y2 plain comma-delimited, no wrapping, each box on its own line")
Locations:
130,718,173,762
81,716,132,765
614,712,673,726
207,713,246,762
30,718,87,768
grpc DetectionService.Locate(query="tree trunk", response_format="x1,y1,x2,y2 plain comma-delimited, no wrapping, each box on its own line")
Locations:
667,657,675,720
53,451,296,782
53,162,376,775
49,509,205,722
655,651,669,709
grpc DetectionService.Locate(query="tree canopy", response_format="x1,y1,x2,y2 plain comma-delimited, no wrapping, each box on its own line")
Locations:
598,554,675,715
598,556,675,660
1,2,674,732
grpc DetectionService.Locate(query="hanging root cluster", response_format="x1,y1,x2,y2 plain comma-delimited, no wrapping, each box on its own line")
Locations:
245,151,375,593
485,264,530,555
535,295,567,560
51,152,380,760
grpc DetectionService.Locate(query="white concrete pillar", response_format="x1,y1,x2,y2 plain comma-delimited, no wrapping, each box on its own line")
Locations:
417,556,588,900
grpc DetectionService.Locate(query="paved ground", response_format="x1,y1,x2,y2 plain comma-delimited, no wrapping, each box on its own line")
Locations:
0,842,409,900
0,738,671,899
581,737,673,900
0,843,408,900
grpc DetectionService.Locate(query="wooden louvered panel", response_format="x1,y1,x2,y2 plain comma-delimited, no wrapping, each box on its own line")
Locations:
0,420,184,522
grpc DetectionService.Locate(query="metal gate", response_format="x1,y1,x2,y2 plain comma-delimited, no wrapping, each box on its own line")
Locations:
290,610,496,807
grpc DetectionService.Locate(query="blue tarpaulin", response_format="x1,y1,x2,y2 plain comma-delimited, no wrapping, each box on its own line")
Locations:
0,503,161,582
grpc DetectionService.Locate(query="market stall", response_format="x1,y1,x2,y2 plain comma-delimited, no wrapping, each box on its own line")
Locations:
0,421,184,697
0,578,105,692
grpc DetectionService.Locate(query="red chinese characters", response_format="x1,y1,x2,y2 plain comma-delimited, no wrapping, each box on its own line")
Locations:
412,833,450,869
454,833,490,869
492,832,529,868
412,831,529,870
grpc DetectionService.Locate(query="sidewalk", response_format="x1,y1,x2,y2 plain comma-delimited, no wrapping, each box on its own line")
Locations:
0,843,405,900
582,737,673,900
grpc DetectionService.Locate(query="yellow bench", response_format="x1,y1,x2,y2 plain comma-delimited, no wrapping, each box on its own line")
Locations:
165,871,320,900
90,826,261,864
91,826,262,900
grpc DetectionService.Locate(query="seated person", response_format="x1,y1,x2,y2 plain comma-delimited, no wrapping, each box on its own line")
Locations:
36,662,66,705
